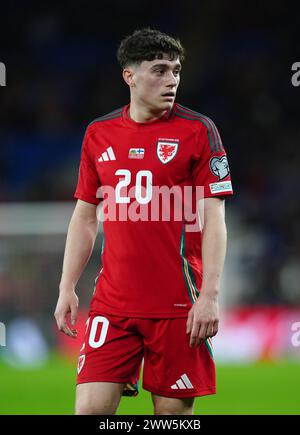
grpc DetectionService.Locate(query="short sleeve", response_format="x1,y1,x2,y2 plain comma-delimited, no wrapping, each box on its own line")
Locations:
74,128,102,205
192,119,233,198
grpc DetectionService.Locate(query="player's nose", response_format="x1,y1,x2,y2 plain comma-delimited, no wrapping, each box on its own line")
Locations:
166,71,178,87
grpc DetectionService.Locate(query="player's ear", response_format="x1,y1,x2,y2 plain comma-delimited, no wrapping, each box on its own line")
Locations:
122,67,136,88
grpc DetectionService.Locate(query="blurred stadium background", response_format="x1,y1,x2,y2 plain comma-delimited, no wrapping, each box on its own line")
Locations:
0,1,300,414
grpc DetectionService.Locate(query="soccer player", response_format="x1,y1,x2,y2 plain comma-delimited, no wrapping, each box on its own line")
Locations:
54,28,233,415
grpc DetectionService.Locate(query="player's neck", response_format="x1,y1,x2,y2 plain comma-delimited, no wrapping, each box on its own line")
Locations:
128,100,168,124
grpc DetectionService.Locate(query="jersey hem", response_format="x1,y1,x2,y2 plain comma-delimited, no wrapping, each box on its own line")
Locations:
143,383,216,398
90,305,190,319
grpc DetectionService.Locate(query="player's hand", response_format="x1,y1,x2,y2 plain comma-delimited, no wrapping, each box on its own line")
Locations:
186,292,219,348
54,289,79,338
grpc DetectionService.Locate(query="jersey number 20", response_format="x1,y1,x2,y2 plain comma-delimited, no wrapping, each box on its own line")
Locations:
115,169,152,204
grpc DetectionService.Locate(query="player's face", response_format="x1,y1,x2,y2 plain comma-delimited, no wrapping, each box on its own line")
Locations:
131,55,181,112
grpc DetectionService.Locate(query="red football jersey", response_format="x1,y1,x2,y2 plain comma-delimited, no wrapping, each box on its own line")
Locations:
74,103,233,318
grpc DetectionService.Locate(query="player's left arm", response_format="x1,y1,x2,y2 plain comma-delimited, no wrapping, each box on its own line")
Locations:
186,197,227,348
187,116,232,347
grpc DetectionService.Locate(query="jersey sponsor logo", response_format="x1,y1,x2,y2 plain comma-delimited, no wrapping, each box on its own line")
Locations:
209,155,230,180
171,373,194,390
209,180,232,194
98,146,116,162
77,354,85,374
128,148,145,159
157,140,179,164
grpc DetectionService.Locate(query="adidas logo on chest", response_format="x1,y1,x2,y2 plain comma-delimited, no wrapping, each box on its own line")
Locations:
98,146,116,162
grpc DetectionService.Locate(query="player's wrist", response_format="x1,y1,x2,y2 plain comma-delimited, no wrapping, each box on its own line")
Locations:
199,286,219,300
59,280,76,294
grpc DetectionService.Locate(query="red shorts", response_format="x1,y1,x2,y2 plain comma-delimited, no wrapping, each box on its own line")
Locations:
76,311,216,398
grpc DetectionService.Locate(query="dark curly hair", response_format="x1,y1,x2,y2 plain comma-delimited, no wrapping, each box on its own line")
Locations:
117,28,185,68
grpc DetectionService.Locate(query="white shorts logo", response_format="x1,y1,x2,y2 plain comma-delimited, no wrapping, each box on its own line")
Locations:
171,373,194,390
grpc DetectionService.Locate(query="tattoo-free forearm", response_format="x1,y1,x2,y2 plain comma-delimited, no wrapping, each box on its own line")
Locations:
59,213,99,291
201,203,227,297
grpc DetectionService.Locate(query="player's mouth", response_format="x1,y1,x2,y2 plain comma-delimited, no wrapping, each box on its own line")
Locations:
161,92,175,100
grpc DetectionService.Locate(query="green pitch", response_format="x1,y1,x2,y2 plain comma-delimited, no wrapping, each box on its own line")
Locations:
0,354,299,414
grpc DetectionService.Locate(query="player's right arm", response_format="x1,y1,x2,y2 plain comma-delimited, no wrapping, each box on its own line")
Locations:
54,199,99,338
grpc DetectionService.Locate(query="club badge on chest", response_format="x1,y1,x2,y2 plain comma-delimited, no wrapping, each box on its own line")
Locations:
156,139,179,164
